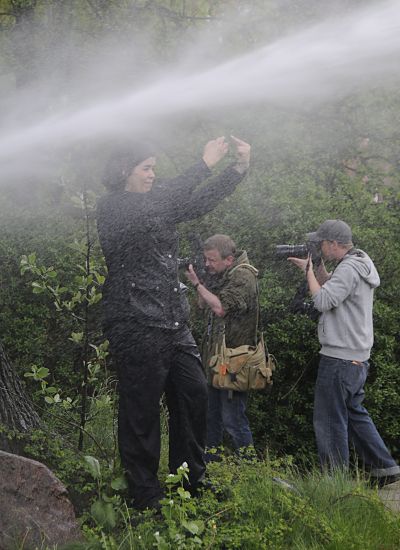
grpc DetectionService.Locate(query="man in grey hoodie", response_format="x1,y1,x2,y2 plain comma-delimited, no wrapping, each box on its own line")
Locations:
289,219,400,486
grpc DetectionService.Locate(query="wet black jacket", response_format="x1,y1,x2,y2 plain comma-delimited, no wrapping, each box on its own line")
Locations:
97,160,246,329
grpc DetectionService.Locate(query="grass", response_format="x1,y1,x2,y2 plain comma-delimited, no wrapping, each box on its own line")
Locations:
66,454,400,550
34,403,398,549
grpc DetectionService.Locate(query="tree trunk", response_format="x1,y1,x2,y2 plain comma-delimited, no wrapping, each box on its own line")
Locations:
0,341,40,450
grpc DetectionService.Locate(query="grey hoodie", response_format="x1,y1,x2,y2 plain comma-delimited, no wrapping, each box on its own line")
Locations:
312,249,380,361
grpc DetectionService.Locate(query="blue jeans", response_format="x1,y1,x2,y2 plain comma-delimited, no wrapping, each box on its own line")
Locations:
206,386,254,455
314,355,400,477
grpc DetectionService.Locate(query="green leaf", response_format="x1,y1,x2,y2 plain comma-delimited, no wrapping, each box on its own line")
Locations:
84,455,101,479
177,486,191,500
111,475,128,491
182,520,204,535
165,474,180,485
32,281,44,294
32,287,44,294
35,367,50,379
90,499,116,530
153,532,169,550
88,293,102,305
95,274,105,285
62,398,73,410
69,332,83,344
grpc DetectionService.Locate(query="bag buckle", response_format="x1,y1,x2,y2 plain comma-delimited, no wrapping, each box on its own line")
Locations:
219,363,228,376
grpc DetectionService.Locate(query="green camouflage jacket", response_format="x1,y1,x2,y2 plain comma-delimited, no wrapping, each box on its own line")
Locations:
202,250,259,366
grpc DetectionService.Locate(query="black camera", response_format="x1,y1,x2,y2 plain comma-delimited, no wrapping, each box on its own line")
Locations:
275,244,308,257
177,257,197,270
177,233,209,283
275,240,321,262
275,237,321,320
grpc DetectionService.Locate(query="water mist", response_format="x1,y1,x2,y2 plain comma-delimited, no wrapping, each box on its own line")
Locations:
0,0,399,182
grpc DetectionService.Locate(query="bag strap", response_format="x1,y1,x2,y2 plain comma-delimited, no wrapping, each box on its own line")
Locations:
219,333,227,362
224,263,261,347
228,263,259,278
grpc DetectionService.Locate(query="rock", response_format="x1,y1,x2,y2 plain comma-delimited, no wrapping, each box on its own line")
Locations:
0,450,82,549
378,479,400,513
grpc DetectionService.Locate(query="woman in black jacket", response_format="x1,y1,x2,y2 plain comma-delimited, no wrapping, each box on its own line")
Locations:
97,136,250,511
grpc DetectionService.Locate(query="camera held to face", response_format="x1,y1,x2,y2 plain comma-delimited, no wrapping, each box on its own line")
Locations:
177,257,198,270
275,239,321,262
275,237,322,320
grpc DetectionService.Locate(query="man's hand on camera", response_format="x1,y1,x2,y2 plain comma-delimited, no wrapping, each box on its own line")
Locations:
287,257,309,273
289,254,321,296
231,135,251,174
185,264,200,288
202,137,229,169
186,265,224,315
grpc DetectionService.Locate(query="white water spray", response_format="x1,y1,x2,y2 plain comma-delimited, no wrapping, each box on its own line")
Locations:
1,0,399,180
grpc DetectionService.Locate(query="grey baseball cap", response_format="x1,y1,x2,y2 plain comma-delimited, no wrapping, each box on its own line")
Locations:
308,219,352,244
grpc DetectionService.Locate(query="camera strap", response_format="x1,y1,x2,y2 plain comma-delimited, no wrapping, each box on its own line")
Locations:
345,247,363,257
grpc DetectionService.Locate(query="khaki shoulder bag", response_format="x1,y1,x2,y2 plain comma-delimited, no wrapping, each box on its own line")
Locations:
207,264,276,392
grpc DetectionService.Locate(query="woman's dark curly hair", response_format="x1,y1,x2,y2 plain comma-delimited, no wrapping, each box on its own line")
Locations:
102,141,156,193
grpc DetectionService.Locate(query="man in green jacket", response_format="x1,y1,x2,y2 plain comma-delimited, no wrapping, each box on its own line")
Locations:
186,234,258,459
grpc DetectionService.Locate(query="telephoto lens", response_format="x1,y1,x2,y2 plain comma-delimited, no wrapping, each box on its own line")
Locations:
275,244,308,257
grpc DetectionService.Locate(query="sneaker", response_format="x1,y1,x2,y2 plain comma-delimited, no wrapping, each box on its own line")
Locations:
370,474,400,489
